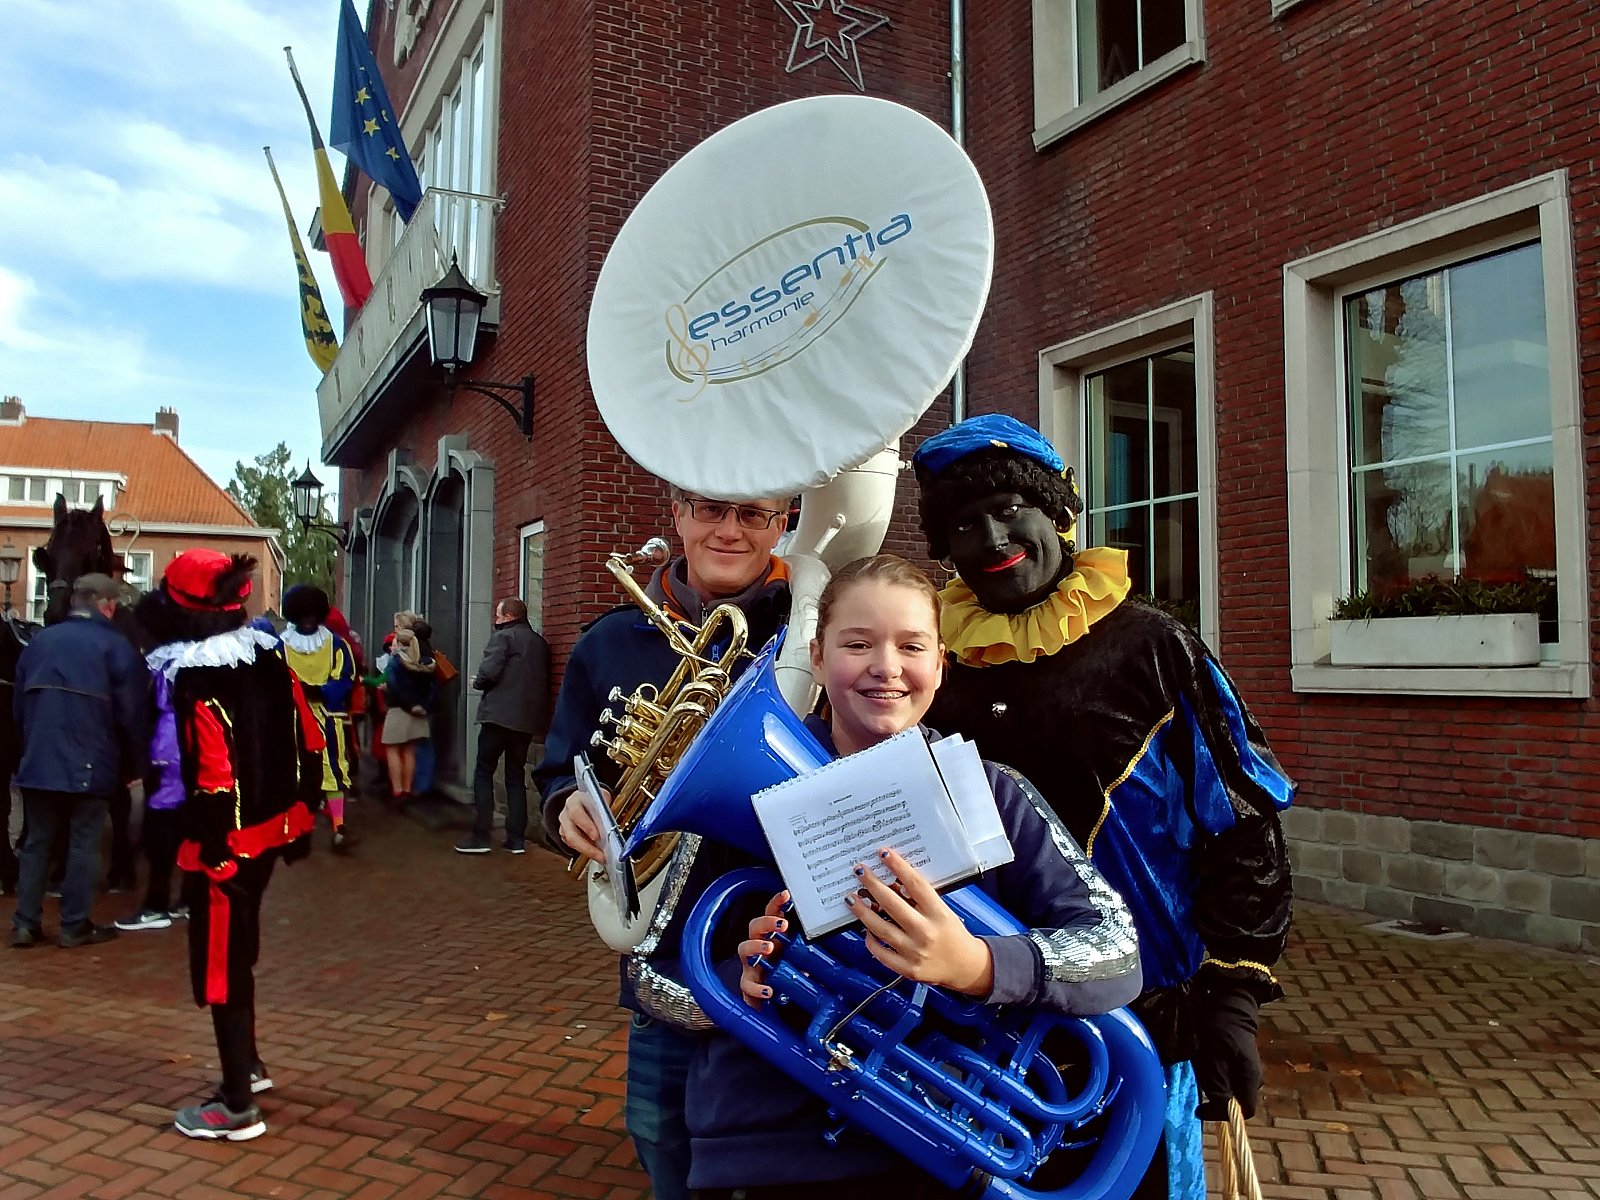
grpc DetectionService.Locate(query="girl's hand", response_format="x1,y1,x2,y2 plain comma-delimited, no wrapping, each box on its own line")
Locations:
847,848,994,997
739,890,790,1009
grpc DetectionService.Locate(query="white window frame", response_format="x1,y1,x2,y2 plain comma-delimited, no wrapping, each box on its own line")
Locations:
1032,0,1206,150
0,470,120,509
1039,293,1219,650
124,550,154,595
519,519,545,633
26,549,47,623
1283,170,1589,699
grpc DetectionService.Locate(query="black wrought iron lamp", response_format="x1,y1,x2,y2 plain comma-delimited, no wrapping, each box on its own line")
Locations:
291,464,350,549
422,256,533,439
0,539,22,615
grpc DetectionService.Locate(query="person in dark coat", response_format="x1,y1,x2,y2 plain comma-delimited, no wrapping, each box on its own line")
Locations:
456,597,550,854
11,573,149,949
912,414,1295,1200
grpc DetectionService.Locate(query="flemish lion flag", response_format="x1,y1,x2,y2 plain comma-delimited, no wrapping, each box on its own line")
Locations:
265,147,338,373
285,46,373,310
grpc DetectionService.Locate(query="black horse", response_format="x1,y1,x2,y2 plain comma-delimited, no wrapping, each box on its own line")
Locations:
4,496,149,892
0,610,36,893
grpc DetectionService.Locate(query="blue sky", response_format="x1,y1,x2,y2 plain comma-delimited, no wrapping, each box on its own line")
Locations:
0,0,354,494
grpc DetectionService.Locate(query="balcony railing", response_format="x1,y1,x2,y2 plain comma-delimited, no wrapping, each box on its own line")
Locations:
317,187,503,456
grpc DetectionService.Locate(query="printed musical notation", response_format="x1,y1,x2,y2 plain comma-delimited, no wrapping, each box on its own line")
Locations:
752,728,1011,938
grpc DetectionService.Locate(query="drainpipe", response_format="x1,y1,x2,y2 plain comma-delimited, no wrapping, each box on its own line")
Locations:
949,0,968,426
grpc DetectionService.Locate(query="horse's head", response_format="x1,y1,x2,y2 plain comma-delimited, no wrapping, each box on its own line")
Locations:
35,494,121,624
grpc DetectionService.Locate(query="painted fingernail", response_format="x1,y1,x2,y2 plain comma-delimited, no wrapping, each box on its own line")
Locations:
845,894,857,905
761,986,773,998
774,920,786,931
879,848,890,859
853,865,864,876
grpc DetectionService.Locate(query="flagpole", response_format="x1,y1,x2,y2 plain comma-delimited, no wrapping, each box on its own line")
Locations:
283,46,326,148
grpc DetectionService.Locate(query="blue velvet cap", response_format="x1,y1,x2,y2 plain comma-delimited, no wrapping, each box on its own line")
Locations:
912,413,1065,478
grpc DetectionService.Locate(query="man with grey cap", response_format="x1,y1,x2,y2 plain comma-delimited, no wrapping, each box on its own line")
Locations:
11,572,149,949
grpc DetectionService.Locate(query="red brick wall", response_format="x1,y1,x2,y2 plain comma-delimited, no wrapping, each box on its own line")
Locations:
961,0,1600,837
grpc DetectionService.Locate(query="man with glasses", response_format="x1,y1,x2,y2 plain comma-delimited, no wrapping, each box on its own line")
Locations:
537,485,791,1200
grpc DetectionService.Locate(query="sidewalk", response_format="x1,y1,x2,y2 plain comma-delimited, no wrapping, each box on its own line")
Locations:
1,805,1596,1199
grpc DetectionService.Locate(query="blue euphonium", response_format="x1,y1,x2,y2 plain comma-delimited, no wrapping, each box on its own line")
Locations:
621,630,1166,1199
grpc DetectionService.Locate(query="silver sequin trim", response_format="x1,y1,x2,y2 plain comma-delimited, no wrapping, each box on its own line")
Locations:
1000,766,1141,984
626,833,715,1031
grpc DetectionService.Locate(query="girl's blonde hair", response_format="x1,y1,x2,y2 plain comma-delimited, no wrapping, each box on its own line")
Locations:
813,554,942,643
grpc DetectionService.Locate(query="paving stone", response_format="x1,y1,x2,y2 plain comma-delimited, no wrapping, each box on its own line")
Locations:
2,809,1599,1200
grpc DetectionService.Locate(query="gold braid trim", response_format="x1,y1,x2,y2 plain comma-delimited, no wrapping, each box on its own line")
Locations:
1201,956,1280,985
1086,708,1176,858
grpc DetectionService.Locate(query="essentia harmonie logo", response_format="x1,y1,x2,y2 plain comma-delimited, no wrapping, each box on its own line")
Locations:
662,212,913,399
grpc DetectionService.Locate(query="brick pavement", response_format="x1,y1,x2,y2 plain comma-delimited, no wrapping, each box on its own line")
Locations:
1,805,1596,1199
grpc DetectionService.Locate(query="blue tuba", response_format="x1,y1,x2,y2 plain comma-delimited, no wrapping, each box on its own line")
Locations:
622,631,1166,1199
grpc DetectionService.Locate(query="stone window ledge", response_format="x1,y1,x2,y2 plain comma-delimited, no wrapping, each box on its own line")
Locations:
1290,661,1589,700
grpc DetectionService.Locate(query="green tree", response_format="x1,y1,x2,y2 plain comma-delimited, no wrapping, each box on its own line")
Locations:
227,442,338,600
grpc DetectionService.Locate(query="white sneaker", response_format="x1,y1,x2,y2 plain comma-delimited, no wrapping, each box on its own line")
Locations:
114,909,173,932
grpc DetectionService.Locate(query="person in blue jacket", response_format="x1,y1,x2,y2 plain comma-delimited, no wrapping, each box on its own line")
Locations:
10,573,149,948
690,554,1142,1199
537,487,792,1200
913,414,1295,1200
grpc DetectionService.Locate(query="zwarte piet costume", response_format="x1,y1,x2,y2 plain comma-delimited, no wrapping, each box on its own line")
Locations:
146,550,325,1142
914,414,1294,1200
280,584,359,851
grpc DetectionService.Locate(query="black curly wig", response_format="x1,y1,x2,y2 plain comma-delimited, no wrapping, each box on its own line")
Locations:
135,586,249,648
282,584,331,628
915,447,1084,562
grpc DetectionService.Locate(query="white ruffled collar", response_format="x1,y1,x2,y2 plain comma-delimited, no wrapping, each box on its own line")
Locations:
146,626,281,681
280,625,332,655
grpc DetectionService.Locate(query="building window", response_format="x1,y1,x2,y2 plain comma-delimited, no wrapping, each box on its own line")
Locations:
1343,243,1554,636
1032,0,1205,149
418,18,494,283
124,551,154,596
520,521,545,634
1083,347,1202,631
1041,294,1219,649
28,552,47,623
3,475,115,507
1283,171,1588,697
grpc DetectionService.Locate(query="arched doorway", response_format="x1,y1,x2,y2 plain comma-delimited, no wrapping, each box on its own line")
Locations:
426,474,467,784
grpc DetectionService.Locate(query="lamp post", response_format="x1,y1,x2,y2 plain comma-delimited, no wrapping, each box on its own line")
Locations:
422,256,534,439
0,539,21,617
291,464,349,549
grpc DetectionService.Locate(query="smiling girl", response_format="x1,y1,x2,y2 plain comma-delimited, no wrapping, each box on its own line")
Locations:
684,554,1144,1200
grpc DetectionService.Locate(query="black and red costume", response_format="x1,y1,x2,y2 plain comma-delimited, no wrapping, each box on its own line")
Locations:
141,550,324,1116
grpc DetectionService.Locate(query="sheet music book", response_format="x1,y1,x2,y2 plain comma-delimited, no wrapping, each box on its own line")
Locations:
751,728,1014,938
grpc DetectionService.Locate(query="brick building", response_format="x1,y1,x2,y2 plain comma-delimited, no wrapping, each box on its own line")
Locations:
317,0,1596,947
0,399,283,617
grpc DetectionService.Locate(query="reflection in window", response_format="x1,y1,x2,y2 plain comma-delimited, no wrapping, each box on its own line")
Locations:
521,525,545,634
124,551,154,595
1074,0,1186,103
1083,347,1200,628
1344,242,1556,634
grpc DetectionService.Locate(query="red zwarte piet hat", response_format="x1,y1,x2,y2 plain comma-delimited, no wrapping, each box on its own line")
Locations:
164,549,255,612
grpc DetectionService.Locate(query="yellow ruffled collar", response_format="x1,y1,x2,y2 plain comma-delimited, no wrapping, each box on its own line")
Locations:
940,543,1131,667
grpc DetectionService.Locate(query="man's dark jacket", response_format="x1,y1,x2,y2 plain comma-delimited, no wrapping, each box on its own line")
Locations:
13,609,149,795
472,619,550,735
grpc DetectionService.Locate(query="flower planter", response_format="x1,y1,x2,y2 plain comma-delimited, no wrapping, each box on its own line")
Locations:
1329,613,1541,668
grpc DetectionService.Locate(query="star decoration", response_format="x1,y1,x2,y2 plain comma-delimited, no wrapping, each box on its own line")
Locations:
775,0,890,92
364,117,380,135
386,147,401,159
354,86,371,104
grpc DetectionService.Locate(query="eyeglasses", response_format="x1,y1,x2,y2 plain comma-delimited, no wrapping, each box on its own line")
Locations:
681,497,786,531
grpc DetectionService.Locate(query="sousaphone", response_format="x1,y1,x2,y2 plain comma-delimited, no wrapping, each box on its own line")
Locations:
583,93,993,952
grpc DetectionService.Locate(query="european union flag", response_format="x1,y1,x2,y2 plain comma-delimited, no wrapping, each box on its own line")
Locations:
329,0,423,223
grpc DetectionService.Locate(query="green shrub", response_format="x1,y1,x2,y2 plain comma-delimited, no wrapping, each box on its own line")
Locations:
1332,575,1554,621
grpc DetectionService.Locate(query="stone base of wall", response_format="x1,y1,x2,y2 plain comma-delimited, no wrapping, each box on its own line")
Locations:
1285,808,1600,954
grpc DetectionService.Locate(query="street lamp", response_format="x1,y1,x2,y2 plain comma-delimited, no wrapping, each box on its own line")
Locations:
421,255,534,439
291,463,349,548
0,539,22,616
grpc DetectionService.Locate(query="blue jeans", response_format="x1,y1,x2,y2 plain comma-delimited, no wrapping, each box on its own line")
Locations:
626,1011,695,1200
472,723,533,845
13,789,109,932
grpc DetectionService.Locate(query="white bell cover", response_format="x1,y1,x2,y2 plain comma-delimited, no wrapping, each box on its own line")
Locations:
587,94,994,500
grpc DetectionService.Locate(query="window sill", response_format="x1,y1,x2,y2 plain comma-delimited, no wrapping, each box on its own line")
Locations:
1290,661,1591,700
1270,0,1318,17
1033,43,1204,152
